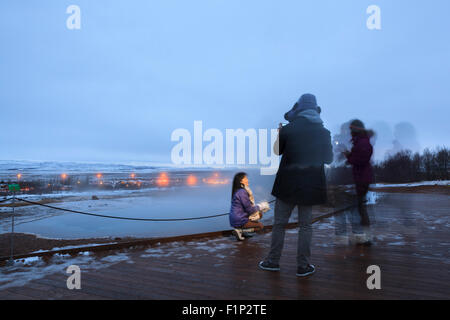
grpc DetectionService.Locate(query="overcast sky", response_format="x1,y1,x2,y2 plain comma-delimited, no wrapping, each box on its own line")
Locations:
1,0,449,164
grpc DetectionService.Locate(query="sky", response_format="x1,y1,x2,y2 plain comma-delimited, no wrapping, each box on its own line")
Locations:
1,0,449,165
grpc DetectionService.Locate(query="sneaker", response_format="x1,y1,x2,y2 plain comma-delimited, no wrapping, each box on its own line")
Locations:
258,260,280,272
296,264,315,277
232,228,245,241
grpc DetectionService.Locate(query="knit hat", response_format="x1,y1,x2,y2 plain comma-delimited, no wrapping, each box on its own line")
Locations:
284,93,320,122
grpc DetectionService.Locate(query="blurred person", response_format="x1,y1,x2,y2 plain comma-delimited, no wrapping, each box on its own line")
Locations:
341,119,374,246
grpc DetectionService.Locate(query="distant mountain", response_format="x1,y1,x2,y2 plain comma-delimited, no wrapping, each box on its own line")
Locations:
0,160,167,175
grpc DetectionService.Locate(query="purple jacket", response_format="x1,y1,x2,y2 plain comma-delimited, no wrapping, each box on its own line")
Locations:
229,189,260,228
346,134,374,185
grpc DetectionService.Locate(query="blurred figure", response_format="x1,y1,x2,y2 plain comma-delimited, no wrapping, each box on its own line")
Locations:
390,122,421,156
259,93,333,277
339,119,374,246
229,172,270,241
332,121,353,165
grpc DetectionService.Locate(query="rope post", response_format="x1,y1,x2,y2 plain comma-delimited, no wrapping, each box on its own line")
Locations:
6,188,17,267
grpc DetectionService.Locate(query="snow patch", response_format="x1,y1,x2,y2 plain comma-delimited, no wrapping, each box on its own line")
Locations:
100,253,129,263
374,180,449,188
0,251,131,290
366,191,381,205
194,243,234,253
387,242,406,246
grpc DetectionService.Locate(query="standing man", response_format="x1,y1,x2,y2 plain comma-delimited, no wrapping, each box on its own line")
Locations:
259,93,333,277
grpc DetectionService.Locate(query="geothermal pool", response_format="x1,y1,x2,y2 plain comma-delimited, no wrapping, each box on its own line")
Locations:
0,170,276,239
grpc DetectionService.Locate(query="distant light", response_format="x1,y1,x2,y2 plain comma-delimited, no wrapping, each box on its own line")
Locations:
187,174,197,186
96,173,103,179
61,173,68,180
17,173,22,180
130,173,136,179
203,173,229,185
156,172,170,187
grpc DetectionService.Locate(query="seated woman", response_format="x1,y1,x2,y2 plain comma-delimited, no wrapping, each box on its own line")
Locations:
229,172,270,241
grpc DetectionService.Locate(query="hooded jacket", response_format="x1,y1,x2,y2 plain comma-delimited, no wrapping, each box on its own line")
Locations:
272,115,333,205
346,132,374,185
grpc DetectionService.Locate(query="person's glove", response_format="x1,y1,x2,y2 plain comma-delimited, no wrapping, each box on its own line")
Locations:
257,201,270,213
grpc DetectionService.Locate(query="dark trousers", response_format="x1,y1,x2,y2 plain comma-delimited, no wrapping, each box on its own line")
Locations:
356,184,370,227
266,198,312,268
242,220,264,232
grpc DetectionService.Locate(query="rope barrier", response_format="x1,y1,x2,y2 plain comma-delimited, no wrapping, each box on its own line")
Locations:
14,197,277,222
0,198,13,204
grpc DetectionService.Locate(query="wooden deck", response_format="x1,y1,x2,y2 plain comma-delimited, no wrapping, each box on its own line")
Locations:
0,192,449,299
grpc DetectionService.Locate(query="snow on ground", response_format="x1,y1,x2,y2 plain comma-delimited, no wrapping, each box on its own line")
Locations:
373,180,449,188
30,243,117,254
342,189,383,205
138,237,242,262
366,191,380,205
0,188,166,207
0,160,173,175
0,251,133,290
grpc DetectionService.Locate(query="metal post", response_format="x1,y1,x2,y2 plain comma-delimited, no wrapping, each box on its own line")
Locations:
11,190,15,257
6,190,15,266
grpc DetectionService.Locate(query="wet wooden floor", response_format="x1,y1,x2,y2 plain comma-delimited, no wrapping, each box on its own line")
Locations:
0,193,449,299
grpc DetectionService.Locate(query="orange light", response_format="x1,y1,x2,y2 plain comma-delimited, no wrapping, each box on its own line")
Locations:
186,174,197,186
17,173,22,180
96,173,102,179
99,181,103,185
203,173,229,185
130,173,136,179
156,172,170,187
61,173,68,180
